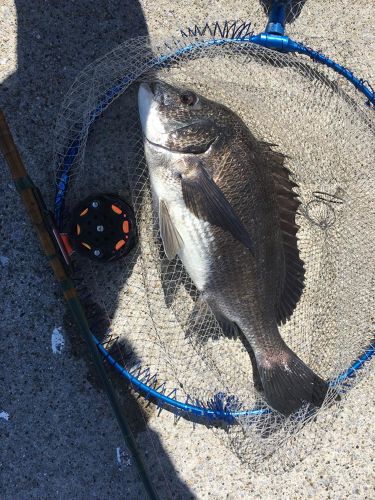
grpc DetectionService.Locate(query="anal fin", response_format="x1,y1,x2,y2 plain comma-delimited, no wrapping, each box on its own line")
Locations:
205,301,264,392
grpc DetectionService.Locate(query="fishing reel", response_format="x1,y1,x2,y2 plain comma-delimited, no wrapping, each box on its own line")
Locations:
68,193,137,262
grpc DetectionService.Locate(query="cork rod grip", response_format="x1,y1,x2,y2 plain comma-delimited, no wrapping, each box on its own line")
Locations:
0,109,74,297
0,109,27,180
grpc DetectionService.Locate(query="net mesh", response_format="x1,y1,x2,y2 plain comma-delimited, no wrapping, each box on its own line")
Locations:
53,33,375,471
260,0,307,24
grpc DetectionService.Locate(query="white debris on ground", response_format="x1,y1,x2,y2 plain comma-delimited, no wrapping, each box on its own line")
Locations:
0,411,10,421
116,447,132,469
51,327,65,355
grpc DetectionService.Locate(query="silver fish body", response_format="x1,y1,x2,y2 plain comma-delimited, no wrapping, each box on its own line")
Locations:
138,81,328,415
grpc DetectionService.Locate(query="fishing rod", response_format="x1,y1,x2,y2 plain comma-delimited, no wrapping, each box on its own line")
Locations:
0,109,159,500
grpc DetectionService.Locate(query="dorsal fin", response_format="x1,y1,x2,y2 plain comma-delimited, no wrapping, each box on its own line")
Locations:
260,142,305,324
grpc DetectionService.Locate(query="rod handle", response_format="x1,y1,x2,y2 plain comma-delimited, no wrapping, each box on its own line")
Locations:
0,109,27,180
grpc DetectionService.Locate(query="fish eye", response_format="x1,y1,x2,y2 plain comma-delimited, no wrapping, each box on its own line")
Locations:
180,91,197,106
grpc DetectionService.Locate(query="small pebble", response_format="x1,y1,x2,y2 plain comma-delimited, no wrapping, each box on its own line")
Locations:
0,255,10,267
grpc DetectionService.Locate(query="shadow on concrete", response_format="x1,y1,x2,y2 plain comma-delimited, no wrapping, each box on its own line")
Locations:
1,1,194,498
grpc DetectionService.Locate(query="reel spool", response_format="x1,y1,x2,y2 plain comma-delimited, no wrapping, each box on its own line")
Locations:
69,193,137,262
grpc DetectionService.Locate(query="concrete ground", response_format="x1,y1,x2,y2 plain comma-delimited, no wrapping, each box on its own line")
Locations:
1,1,374,499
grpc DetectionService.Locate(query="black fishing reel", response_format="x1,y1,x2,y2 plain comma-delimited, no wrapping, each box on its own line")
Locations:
69,193,137,262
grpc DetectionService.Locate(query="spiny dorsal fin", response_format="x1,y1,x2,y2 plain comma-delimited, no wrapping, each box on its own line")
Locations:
260,142,305,324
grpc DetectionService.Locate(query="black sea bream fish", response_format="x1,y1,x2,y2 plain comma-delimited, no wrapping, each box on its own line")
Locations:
138,81,328,415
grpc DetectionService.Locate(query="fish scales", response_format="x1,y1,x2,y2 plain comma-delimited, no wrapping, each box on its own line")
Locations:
138,81,328,415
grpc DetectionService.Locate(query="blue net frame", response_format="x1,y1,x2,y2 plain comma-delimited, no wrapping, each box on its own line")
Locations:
54,6,375,423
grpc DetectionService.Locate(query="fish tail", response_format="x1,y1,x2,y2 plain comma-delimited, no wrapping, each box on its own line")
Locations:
256,345,329,416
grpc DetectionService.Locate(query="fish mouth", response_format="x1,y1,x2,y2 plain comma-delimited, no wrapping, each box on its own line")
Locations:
139,81,159,101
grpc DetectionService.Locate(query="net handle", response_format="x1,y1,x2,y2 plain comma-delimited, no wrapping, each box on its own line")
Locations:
265,0,290,35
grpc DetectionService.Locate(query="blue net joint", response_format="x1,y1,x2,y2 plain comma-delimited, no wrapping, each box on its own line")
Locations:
250,33,297,52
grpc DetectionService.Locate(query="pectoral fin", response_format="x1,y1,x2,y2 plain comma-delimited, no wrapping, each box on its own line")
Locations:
180,159,254,254
159,200,183,260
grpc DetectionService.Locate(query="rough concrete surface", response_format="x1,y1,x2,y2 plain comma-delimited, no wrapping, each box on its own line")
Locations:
1,1,374,499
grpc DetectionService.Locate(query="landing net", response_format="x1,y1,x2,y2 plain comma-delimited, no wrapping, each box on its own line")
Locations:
54,31,374,470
